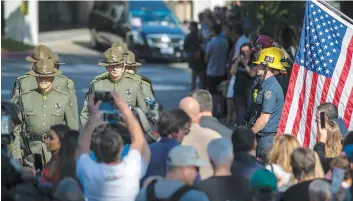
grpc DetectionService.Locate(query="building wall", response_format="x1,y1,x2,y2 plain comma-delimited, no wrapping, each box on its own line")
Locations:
4,0,38,45
192,0,226,22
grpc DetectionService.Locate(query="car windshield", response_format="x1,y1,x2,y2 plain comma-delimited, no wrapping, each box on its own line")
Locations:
130,10,177,26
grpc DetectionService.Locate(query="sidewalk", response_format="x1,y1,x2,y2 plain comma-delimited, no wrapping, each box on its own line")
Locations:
38,28,101,56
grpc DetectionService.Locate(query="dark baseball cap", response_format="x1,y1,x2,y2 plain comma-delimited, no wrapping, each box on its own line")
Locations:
253,35,275,55
250,169,278,193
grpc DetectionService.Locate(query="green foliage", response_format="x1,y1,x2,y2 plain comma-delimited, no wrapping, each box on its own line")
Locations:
230,1,305,34
1,37,33,51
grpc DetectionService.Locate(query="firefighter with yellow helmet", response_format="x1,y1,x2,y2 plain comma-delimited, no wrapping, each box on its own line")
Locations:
249,47,285,158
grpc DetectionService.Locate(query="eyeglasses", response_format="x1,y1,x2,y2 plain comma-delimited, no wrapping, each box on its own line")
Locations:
183,127,190,135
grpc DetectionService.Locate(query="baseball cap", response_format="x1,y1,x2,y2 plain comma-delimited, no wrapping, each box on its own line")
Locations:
167,146,208,167
253,35,275,56
250,169,278,192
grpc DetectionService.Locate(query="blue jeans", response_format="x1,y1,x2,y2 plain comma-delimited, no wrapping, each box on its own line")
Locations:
256,133,275,161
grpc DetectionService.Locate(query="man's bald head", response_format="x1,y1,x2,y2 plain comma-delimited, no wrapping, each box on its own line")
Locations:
179,97,200,121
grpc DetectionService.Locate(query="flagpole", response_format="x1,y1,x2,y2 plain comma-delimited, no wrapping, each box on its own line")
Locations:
319,1,353,25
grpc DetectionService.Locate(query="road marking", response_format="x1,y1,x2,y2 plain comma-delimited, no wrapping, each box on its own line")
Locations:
2,89,12,95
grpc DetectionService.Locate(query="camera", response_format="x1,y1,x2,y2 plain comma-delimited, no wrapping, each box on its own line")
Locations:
94,91,121,123
94,91,115,111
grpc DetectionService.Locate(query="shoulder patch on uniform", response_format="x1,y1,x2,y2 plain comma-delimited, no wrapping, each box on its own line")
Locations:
264,90,272,100
16,74,31,80
124,73,141,82
19,89,35,96
93,72,109,82
141,76,152,84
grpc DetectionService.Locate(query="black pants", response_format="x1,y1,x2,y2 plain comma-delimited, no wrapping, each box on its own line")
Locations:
207,75,226,95
233,90,250,125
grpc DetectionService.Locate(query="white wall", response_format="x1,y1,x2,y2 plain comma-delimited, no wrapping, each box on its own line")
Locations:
4,0,38,45
192,0,226,22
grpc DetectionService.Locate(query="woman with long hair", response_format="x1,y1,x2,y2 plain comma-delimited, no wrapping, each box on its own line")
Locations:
55,130,80,181
266,134,301,191
325,121,343,158
40,124,71,186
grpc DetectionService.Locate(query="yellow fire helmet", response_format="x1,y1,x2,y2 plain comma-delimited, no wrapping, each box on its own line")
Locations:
253,47,286,71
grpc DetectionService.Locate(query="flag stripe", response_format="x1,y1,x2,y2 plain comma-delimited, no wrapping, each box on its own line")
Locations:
320,78,331,104
284,66,306,136
292,68,309,143
303,72,319,147
278,63,300,134
343,88,353,129
332,31,353,109
296,70,312,145
312,75,326,145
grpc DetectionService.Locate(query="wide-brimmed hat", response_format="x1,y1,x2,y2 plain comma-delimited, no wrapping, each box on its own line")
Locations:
28,58,61,77
124,51,142,67
98,47,125,67
25,45,52,62
50,52,66,65
112,41,129,55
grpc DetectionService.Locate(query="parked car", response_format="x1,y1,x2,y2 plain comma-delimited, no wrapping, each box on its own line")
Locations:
88,1,186,61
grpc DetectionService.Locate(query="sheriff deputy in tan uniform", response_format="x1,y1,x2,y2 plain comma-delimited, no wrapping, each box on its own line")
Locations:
11,58,79,163
12,45,78,118
80,47,157,127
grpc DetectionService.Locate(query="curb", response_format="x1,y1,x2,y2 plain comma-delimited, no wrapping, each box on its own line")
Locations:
1,50,33,59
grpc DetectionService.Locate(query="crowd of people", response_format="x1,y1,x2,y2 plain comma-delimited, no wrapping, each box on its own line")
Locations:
2,5,353,201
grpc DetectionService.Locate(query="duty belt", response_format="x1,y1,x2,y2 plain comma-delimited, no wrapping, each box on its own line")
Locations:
256,132,276,137
27,133,48,142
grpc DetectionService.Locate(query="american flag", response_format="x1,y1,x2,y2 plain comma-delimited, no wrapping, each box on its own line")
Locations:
278,0,353,147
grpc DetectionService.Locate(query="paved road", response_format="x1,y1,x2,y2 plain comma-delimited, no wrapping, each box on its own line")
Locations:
1,54,192,112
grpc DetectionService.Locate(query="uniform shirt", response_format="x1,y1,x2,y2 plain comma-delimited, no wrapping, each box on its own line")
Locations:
12,73,78,119
11,88,78,135
205,36,229,76
256,76,284,133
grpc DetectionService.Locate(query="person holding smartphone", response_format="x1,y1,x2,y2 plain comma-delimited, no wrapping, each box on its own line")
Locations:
230,43,256,126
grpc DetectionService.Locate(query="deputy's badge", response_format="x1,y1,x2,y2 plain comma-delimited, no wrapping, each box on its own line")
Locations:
54,103,61,112
264,90,272,100
125,89,132,96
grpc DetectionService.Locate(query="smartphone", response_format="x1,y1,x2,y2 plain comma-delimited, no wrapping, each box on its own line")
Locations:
1,115,12,136
320,111,325,128
94,91,115,112
34,154,43,172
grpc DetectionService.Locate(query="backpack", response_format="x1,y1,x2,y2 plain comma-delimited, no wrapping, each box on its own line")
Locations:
146,179,194,201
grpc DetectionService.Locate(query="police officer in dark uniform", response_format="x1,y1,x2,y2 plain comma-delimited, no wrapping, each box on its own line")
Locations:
249,47,285,158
